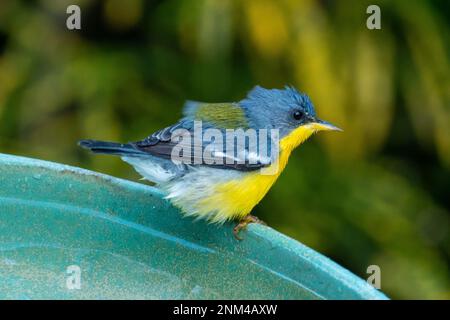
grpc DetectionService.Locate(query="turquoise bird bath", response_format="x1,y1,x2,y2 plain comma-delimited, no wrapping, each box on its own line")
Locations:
0,153,387,300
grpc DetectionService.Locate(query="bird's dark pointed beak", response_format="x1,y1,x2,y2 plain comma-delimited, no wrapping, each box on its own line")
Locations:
309,118,343,132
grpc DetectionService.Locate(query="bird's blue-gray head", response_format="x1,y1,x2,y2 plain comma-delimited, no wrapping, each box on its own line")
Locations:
240,86,341,138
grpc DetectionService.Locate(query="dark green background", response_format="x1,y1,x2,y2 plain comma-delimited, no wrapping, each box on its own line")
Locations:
0,0,448,299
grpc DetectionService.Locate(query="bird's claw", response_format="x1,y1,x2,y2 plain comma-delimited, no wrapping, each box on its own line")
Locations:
233,215,267,240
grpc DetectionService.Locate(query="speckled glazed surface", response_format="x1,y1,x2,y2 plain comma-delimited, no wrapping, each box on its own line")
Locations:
0,153,387,300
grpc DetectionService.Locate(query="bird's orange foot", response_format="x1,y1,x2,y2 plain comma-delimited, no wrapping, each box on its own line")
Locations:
233,215,267,240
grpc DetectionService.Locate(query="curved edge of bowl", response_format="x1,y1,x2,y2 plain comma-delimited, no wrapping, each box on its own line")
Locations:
0,153,388,300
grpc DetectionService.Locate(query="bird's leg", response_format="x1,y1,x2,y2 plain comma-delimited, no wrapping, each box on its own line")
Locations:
233,215,267,240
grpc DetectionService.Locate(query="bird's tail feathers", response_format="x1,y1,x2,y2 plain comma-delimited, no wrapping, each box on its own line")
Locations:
78,139,145,156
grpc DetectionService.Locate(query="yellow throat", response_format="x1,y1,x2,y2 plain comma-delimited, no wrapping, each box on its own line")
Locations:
198,124,321,223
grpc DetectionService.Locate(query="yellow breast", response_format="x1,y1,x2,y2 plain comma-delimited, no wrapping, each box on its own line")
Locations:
198,125,317,223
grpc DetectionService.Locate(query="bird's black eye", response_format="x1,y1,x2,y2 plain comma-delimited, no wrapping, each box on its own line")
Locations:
292,110,304,121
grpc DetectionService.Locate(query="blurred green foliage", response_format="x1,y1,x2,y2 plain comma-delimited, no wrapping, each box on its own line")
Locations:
0,0,449,299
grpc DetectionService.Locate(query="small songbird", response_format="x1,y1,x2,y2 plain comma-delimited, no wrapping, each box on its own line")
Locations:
79,86,341,239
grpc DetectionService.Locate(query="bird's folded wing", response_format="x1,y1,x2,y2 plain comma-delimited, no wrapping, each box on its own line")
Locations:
132,119,275,171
